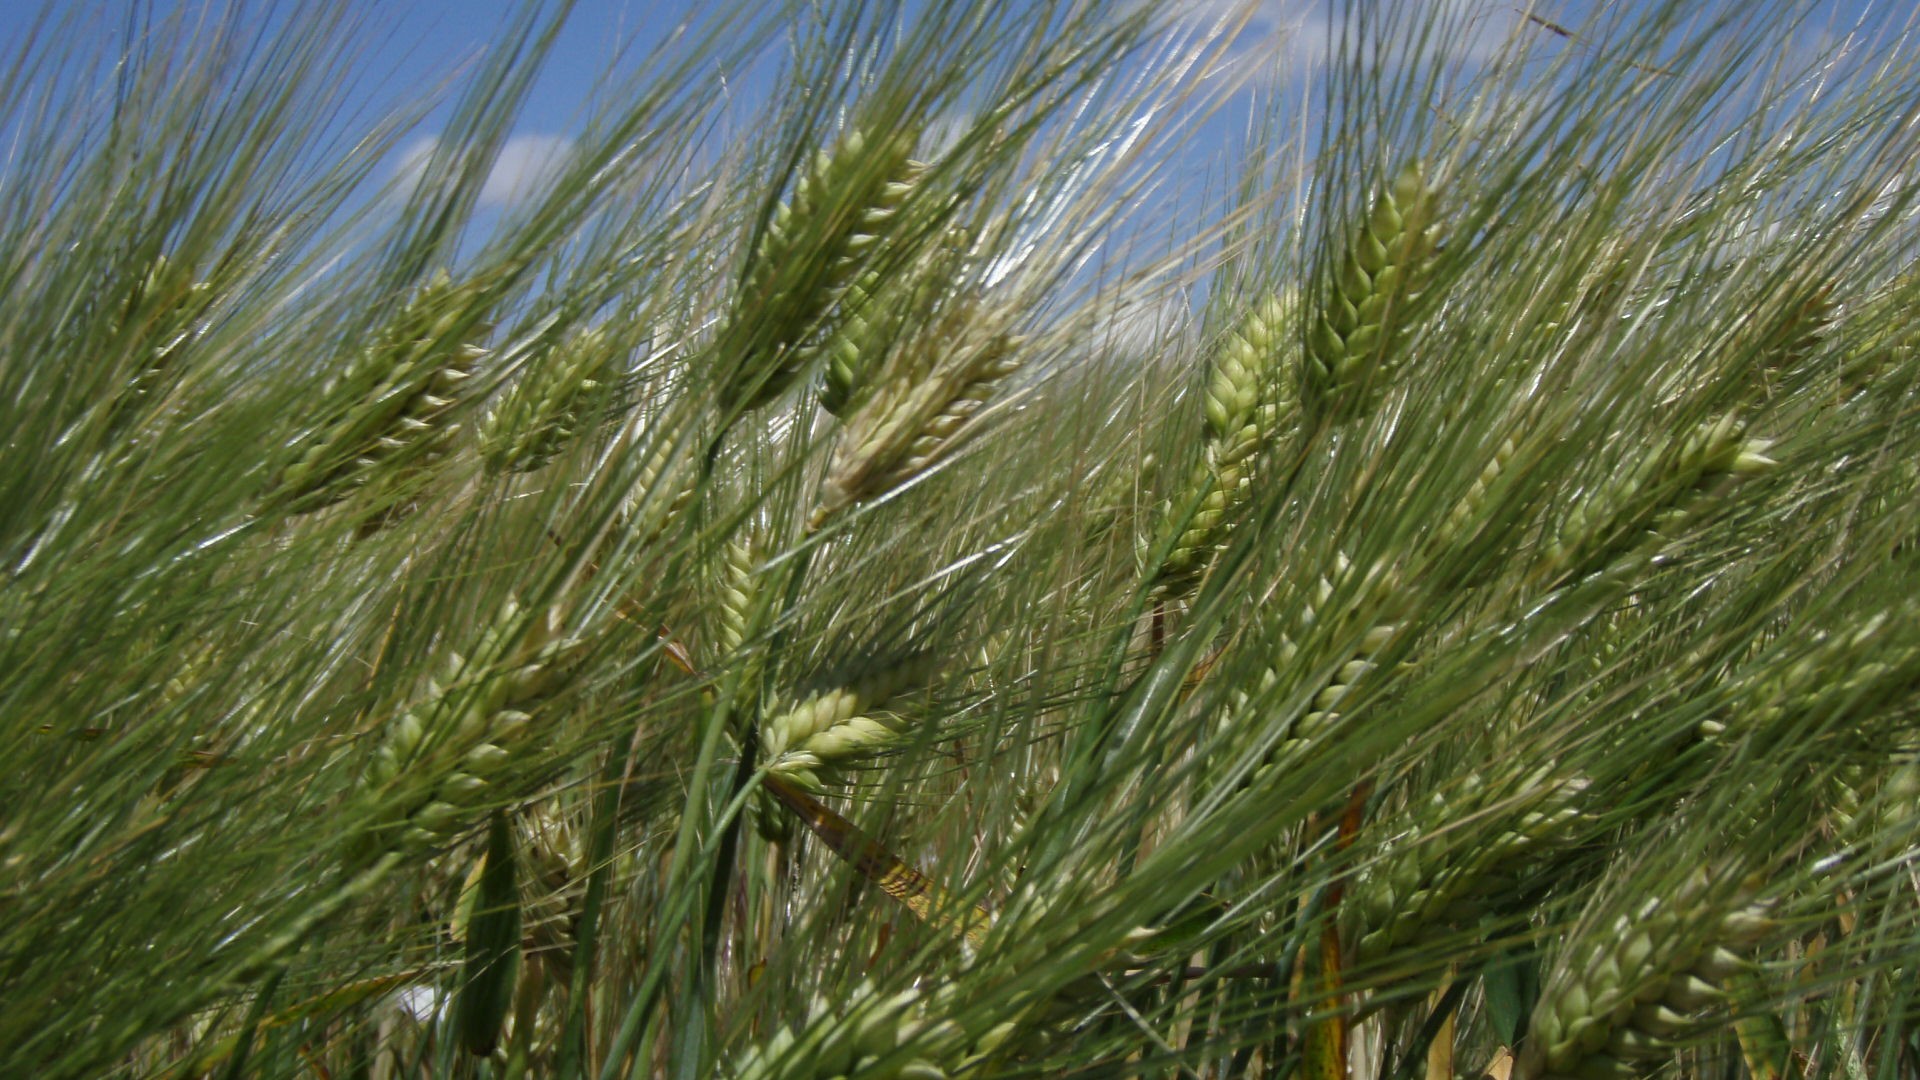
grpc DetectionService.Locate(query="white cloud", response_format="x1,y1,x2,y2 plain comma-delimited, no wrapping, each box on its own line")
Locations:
393,132,575,209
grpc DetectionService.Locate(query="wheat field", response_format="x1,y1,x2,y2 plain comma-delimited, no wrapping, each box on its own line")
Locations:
4,1,1920,1078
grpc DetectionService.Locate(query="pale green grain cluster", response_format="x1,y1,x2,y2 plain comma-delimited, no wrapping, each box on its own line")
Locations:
1517,869,1776,1080
1151,295,1291,597
1257,553,1403,763
1700,604,1918,744
271,270,487,516
732,980,1056,1080
818,269,890,418
610,421,701,551
760,655,941,794
1440,434,1517,544
480,325,621,474
1828,759,1920,845
721,128,923,418
815,230,967,418
1347,767,1588,962
106,254,212,432
812,318,1019,528
715,536,758,659
360,598,585,858
1302,161,1435,422
1540,414,1776,587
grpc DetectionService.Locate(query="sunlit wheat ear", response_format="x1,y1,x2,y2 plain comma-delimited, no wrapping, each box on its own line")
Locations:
732,980,953,1080
1303,160,1436,423
1346,767,1588,964
1151,295,1292,599
268,269,487,517
1837,268,1920,398
1702,603,1920,754
758,653,941,794
810,320,1019,530
1539,414,1777,588
479,325,620,474
719,127,923,422
714,536,758,660
603,421,700,558
358,597,586,860
814,225,974,419
1229,553,1402,779
106,253,212,433
1518,868,1778,1080
733,969,1097,1080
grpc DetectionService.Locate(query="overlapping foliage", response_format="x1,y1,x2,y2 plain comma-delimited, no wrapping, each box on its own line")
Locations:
4,1,1919,1077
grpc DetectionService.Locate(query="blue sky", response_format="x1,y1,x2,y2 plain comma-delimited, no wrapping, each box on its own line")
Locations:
1,0,1904,239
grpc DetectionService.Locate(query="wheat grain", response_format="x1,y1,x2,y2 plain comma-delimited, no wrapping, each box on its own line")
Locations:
1347,768,1588,963
811,319,1019,529
1151,295,1291,598
759,654,940,793
814,229,969,418
479,325,620,474
1517,868,1777,1080
1540,414,1776,588
1303,161,1435,423
715,536,758,661
721,128,923,419
361,597,585,858
270,269,487,517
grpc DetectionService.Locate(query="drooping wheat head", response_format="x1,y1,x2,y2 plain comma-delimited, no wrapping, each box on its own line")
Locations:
269,269,488,519
480,325,622,474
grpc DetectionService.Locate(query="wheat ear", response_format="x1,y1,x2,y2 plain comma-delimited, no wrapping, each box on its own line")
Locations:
1701,604,1917,743
1152,295,1291,598
1347,767,1588,963
1517,868,1777,1080
359,597,585,859
270,269,486,516
1303,160,1436,423
721,128,922,418
480,325,620,474
1540,414,1776,588
759,654,941,793
811,320,1019,529
1246,554,1403,767
715,536,758,660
